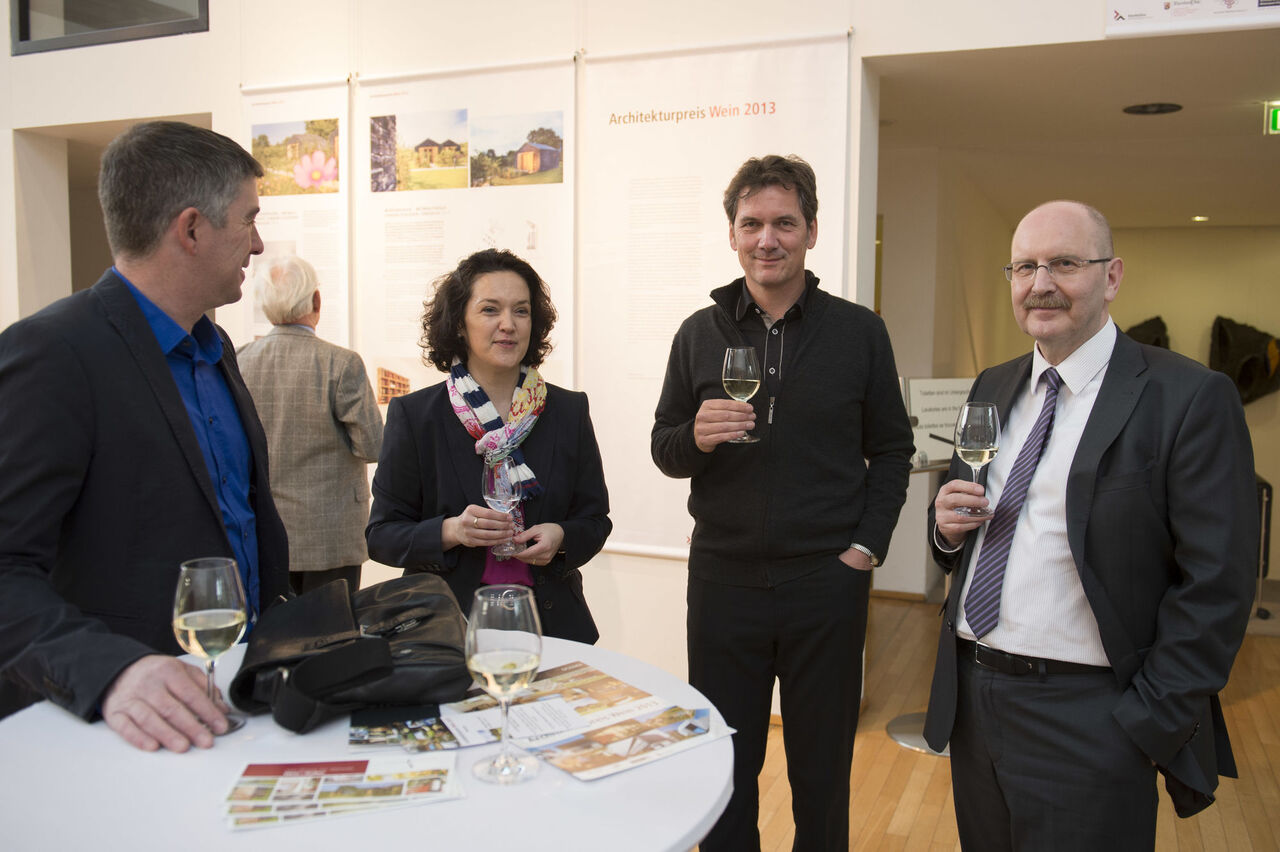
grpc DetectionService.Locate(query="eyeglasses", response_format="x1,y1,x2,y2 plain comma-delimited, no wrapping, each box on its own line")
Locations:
1003,257,1112,282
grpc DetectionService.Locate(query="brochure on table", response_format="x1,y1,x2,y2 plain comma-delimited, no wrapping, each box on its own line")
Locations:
347,660,734,781
224,755,461,831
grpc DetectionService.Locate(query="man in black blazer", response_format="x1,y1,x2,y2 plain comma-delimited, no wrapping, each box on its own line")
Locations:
0,122,289,752
925,200,1256,849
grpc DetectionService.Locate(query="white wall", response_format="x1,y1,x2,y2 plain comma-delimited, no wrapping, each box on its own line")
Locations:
11,131,70,316
935,157,1021,375
0,0,1160,680
68,184,111,292
879,147,940,379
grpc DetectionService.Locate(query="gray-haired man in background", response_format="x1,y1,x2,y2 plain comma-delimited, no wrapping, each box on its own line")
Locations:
238,255,383,595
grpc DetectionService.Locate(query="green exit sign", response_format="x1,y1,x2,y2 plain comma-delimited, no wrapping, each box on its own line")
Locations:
1268,102,1280,136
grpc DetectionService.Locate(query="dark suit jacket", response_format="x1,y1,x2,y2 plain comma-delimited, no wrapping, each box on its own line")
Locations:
0,271,290,720
366,381,611,643
924,330,1257,817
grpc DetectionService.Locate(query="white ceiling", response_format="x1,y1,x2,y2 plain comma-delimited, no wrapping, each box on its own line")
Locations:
873,26,1280,229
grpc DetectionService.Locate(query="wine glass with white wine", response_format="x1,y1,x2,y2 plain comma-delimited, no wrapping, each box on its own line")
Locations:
953,402,1001,519
722,346,761,444
482,456,522,559
172,557,249,733
466,585,543,784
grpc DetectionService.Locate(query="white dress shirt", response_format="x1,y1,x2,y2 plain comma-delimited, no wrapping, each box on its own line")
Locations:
954,320,1117,665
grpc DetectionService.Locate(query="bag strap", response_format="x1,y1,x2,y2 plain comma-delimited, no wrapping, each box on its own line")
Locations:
269,638,395,733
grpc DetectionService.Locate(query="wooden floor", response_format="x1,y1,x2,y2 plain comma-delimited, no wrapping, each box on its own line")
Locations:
753,597,1280,851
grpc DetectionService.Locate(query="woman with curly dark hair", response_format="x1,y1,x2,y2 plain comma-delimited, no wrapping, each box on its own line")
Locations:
366,249,610,642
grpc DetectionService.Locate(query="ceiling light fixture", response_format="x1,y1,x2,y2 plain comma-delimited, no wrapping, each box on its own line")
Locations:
1192,216,1209,222
1122,102,1183,116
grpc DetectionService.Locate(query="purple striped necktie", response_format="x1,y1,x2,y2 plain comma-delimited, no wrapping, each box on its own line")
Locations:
963,367,1062,639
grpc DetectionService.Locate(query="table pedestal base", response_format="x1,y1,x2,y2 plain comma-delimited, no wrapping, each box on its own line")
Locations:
885,711,949,757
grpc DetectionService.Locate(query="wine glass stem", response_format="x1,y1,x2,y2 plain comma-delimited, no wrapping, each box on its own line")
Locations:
496,698,516,769
204,658,217,703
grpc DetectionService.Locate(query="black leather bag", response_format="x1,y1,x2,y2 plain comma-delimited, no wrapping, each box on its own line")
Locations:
230,574,472,733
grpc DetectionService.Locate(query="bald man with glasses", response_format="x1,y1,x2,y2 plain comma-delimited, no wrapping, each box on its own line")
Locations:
924,200,1256,850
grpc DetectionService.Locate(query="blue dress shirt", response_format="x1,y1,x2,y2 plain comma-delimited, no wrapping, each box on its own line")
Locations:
117,269,261,617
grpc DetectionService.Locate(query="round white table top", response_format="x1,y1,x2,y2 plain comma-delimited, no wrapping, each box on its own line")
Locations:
0,637,732,852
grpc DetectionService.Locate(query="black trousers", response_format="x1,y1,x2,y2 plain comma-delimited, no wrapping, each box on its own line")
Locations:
951,652,1158,851
289,564,362,596
688,558,871,852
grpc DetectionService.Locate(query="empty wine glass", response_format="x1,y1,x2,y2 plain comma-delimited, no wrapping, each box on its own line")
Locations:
172,557,249,733
722,347,761,444
482,456,522,559
953,402,1001,518
466,585,542,784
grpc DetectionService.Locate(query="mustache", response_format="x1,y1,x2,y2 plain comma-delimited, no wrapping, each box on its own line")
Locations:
1023,294,1071,310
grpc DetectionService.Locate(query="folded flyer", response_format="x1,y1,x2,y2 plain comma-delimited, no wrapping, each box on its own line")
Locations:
526,706,730,781
224,755,460,830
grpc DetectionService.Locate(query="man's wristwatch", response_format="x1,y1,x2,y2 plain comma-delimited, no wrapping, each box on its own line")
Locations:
849,543,880,567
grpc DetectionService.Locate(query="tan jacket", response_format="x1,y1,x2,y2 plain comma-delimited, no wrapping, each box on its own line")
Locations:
238,325,383,572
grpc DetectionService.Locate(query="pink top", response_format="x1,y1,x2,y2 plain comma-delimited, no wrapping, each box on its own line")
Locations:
481,548,534,586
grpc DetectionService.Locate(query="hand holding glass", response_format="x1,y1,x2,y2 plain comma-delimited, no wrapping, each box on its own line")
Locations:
466,585,543,784
172,557,248,733
722,347,761,444
953,402,1000,518
482,457,522,559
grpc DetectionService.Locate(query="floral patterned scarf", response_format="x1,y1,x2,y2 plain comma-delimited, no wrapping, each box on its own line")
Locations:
447,360,547,582
446,359,547,492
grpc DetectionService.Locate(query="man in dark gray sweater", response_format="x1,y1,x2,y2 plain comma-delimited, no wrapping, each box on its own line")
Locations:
652,155,914,851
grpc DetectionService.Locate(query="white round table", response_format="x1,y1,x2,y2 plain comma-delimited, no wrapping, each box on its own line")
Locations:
0,637,732,852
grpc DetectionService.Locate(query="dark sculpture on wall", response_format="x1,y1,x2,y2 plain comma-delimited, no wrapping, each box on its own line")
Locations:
1124,316,1170,349
1210,316,1280,404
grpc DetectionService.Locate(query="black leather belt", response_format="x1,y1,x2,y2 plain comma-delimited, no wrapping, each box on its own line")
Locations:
957,638,1111,676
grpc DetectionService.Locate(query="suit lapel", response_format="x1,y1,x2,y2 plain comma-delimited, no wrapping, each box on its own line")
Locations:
1065,332,1148,565
993,361,1031,424
443,393,482,506
946,357,1032,615
94,273,223,521
983,356,1032,487
518,401,560,526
